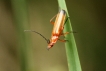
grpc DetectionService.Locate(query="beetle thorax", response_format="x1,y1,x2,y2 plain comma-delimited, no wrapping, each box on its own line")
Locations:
51,36,58,43
47,36,58,49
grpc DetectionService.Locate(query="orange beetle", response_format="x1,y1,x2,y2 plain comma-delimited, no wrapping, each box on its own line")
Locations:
25,9,70,50
47,9,69,49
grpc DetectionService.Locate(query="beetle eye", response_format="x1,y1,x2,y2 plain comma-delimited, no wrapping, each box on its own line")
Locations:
51,45,53,47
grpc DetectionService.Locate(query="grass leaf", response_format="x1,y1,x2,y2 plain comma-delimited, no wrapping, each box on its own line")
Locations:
57,0,82,71
11,0,34,71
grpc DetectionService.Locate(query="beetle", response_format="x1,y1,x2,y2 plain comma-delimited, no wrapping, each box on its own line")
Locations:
25,9,70,50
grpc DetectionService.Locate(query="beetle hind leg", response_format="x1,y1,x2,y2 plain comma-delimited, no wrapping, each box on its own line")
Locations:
64,16,70,25
50,14,57,25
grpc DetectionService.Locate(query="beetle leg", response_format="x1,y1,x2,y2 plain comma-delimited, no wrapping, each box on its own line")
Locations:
58,39,68,42
50,15,57,25
61,31,77,36
61,32,71,36
64,16,70,25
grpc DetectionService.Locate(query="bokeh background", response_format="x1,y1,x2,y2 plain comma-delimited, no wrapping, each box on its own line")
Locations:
0,0,106,71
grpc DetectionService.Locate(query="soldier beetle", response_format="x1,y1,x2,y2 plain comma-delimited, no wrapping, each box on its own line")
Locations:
25,9,71,50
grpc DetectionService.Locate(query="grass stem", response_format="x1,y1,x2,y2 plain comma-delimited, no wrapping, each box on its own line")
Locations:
57,0,82,71
11,0,34,71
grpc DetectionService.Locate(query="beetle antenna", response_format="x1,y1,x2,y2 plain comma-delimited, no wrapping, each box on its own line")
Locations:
24,30,50,44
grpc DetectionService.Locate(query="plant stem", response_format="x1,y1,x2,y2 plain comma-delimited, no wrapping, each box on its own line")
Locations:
11,0,34,71
57,0,82,71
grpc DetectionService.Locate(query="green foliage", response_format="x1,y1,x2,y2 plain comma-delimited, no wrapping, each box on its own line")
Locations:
11,0,34,71
57,0,82,71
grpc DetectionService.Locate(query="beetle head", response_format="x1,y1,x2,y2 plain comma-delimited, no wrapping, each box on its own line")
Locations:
47,42,54,50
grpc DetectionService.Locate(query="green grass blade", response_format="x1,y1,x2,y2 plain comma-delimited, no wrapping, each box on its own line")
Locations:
57,0,82,71
11,0,34,71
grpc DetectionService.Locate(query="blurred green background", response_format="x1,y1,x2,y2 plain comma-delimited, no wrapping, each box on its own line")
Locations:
0,0,106,71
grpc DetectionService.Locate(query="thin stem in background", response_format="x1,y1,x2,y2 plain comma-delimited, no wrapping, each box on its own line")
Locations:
11,0,34,71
